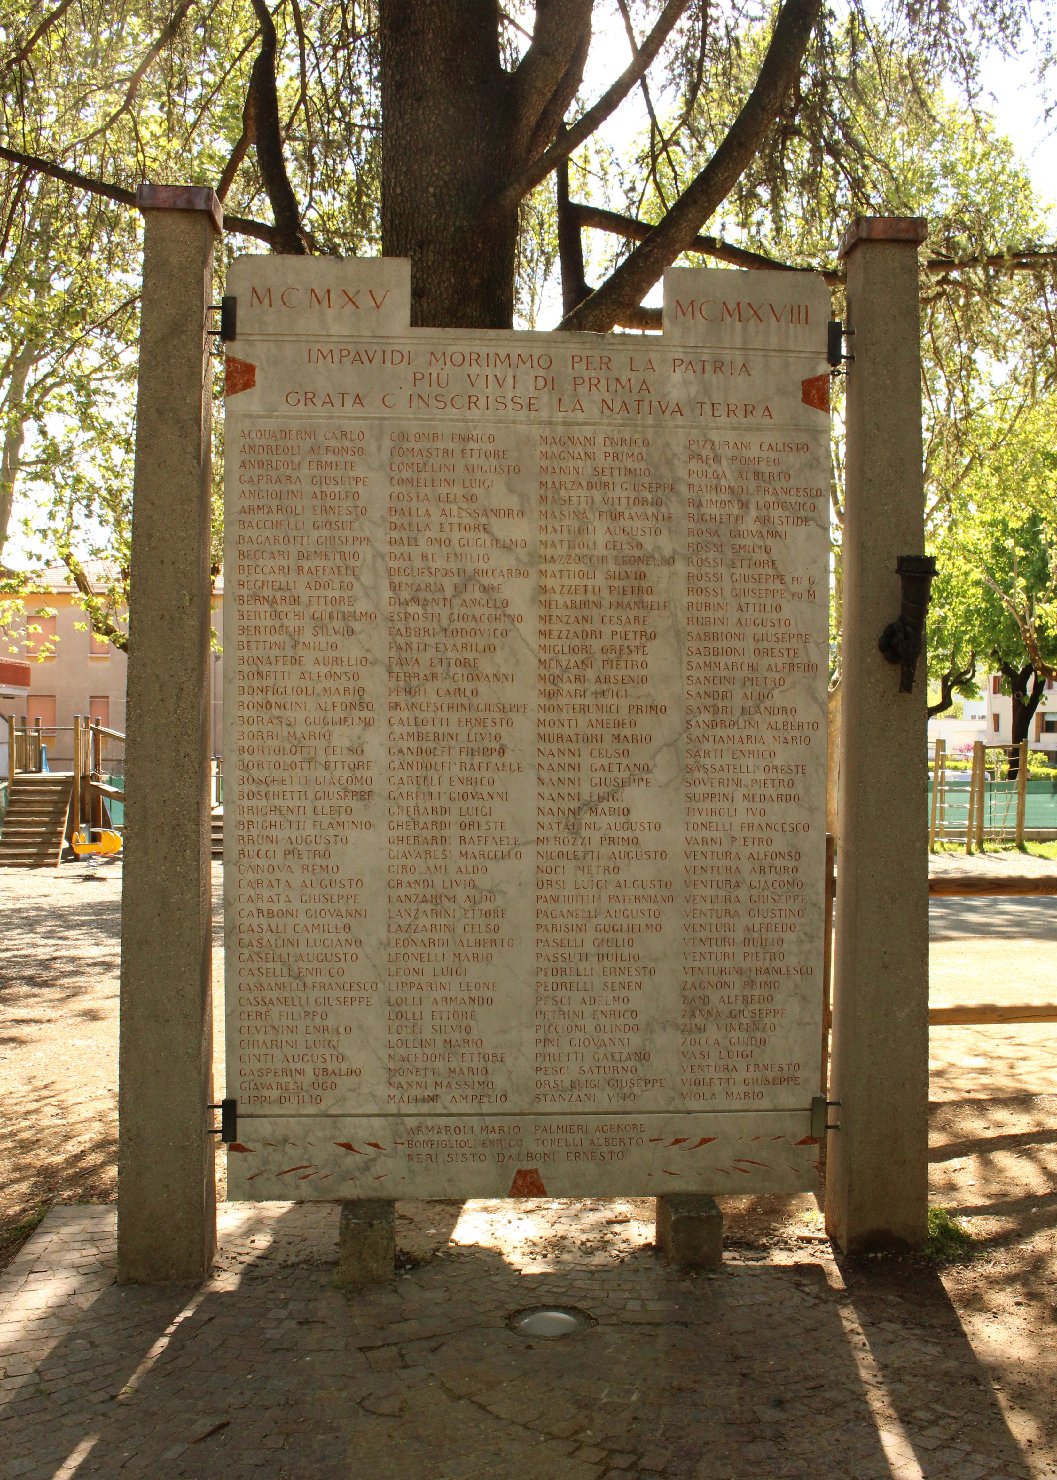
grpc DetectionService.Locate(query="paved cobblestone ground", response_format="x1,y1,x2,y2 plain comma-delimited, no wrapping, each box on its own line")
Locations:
1,853,1056,1477
1,1200,1053,1480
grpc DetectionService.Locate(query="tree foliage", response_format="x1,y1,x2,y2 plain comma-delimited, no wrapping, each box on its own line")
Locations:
928,397,1057,750
618,20,1055,691
0,0,1053,648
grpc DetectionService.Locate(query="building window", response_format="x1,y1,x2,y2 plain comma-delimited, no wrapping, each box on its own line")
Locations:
992,714,1000,733
1044,716,1057,733
25,612,57,658
89,696,110,729
992,675,1001,695
28,694,56,731
89,629,110,657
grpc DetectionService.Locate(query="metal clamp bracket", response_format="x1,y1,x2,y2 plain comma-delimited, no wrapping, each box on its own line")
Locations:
811,1094,842,1137
207,295,237,342
208,1097,238,1143
827,319,853,374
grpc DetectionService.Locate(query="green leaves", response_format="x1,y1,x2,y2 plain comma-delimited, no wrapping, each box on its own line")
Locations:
929,396,1057,685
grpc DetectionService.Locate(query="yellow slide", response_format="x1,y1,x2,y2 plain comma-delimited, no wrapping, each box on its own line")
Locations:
71,829,123,857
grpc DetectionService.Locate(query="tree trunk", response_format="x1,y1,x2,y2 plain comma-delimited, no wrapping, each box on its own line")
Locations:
1001,663,1046,778
380,0,519,329
0,346,35,558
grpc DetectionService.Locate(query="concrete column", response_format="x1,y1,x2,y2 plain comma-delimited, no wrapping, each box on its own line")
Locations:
825,216,929,1253
118,186,222,1283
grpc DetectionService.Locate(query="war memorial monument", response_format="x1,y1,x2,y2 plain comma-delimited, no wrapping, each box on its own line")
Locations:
118,191,928,1282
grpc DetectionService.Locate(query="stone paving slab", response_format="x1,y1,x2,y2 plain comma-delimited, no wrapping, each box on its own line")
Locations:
1,1203,1052,1480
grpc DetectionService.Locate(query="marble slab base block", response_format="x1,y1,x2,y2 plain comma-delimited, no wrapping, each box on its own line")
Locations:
222,259,832,1202
336,1199,395,1288
655,1194,724,1270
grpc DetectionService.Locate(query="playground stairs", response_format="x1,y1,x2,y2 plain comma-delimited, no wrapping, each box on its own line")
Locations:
212,807,224,860
0,773,73,868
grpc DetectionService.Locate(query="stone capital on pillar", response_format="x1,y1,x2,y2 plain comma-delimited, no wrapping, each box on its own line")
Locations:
136,183,224,237
837,216,927,259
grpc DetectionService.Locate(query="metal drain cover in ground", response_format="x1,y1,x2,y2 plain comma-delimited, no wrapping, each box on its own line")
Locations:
507,1306,594,1338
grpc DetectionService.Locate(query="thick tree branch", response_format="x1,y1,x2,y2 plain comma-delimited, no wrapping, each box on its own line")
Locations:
248,0,309,253
509,0,592,161
0,169,30,259
0,0,77,80
0,143,281,244
571,201,840,282
927,654,976,718
219,35,263,205
560,0,823,332
925,246,1057,275
0,144,137,209
497,0,692,215
614,304,662,330
217,124,253,202
0,348,36,555
556,146,589,318
59,551,128,654
984,577,1057,682
574,203,1057,286
996,661,1049,745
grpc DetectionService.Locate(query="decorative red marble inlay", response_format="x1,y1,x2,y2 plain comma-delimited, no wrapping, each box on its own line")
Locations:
508,1168,548,1197
225,356,257,396
801,374,830,412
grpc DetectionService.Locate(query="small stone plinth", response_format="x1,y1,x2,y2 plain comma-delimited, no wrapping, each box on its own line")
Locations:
336,1199,395,1288
655,1194,723,1270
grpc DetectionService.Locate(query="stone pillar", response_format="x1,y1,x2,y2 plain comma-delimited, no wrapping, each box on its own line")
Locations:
118,186,222,1283
825,216,929,1253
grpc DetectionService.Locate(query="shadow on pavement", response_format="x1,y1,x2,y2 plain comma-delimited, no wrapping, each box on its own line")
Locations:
836,1255,1035,1479
930,897,1057,941
0,1203,1039,1480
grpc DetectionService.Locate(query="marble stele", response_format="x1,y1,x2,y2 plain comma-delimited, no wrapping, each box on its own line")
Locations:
222,258,831,1200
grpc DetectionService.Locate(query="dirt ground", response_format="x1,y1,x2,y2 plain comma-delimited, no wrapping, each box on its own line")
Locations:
2,850,1055,1454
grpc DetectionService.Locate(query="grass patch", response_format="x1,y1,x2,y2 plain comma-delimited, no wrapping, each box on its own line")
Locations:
923,1207,976,1264
0,1204,51,1258
1022,839,1057,860
931,839,1057,859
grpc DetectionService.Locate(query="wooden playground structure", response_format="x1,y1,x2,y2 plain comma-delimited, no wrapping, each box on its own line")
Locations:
2,712,224,866
928,738,1047,851
1,714,125,867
